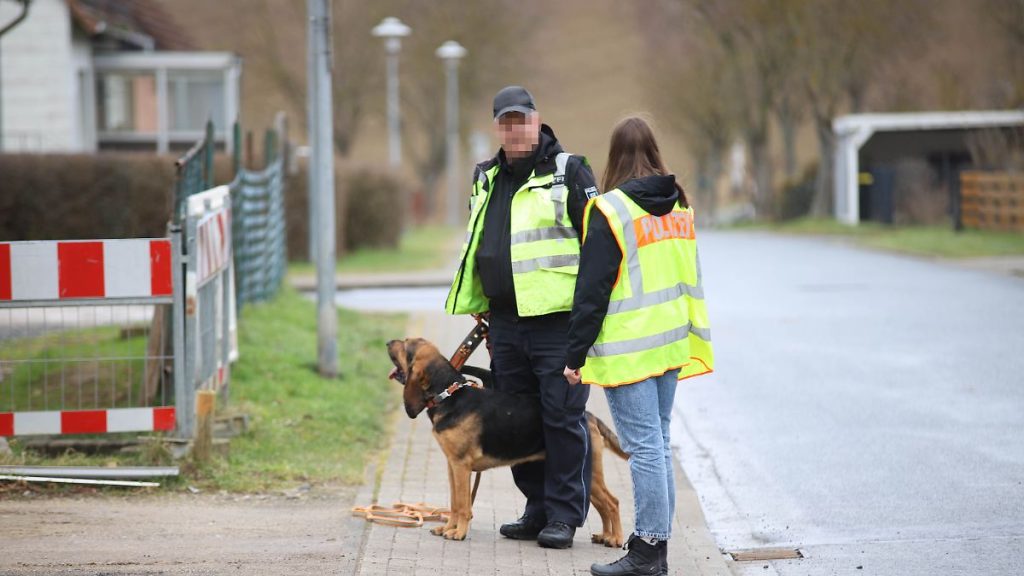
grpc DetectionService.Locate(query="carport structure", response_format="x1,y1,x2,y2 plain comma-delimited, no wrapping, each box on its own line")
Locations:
832,110,1024,225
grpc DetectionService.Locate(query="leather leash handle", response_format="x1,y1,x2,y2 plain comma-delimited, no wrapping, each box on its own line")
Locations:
449,314,489,371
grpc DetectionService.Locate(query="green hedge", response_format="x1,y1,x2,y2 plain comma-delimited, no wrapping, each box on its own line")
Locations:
0,154,171,240
284,161,407,260
0,153,404,254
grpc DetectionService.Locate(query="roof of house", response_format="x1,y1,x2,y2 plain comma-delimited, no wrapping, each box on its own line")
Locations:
68,0,194,51
834,110,1024,136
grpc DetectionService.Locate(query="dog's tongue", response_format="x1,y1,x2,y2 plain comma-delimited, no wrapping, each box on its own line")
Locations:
388,367,398,380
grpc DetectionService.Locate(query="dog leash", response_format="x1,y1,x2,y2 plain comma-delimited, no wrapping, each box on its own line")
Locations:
448,313,489,371
353,316,490,529
351,502,450,527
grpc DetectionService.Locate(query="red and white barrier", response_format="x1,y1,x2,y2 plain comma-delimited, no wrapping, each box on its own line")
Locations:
197,210,230,285
0,239,172,302
0,407,176,436
188,185,232,287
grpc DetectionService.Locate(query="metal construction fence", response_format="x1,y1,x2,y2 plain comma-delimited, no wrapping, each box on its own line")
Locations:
0,114,287,440
0,236,183,436
179,185,237,437
176,116,289,309
0,196,236,440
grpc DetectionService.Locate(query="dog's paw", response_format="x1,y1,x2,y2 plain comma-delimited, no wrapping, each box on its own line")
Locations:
443,528,467,540
430,525,446,536
591,533,623,548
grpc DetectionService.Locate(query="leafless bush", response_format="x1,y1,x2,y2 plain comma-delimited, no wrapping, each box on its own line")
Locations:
967,128,1024,171
893,159,946,225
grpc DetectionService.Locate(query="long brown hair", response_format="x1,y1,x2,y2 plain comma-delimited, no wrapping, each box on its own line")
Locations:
601,116,688,207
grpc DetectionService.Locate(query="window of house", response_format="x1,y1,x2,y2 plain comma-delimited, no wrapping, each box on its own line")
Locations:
168,71,225,132
96,72,158,133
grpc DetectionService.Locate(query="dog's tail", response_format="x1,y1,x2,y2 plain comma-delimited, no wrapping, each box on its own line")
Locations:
586,412,628,460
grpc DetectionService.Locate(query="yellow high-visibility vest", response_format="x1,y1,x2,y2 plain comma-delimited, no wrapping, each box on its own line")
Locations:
446,153,581,317
580,188,714,387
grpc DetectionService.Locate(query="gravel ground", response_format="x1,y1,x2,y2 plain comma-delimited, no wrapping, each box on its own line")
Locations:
0,484,365,575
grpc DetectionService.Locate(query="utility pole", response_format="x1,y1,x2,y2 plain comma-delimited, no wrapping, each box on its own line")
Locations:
305,0,318,263
307,0,337,377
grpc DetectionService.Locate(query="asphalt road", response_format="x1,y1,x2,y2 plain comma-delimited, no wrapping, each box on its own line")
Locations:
673,231,1024,576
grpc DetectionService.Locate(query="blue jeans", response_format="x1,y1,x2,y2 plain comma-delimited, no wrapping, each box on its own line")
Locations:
604,368,679,540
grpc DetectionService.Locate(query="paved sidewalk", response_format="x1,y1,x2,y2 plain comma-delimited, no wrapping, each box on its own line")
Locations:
349,311,733,576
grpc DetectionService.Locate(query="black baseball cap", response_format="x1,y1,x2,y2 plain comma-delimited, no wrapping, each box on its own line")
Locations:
493,85,536,119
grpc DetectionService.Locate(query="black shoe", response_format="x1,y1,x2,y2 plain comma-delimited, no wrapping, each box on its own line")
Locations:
590,534,661,576
657,540,668,575
537,521,575,549
499,514,546,540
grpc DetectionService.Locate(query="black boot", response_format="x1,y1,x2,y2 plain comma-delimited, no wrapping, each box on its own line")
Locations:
590,534,661,576
657,540,667,575
499,513,546,540
537,521,575,549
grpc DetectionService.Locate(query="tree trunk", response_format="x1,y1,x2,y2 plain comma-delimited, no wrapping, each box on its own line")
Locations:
777,103,799,181
810,116,836,217
695,149,722,226
746,134,774,219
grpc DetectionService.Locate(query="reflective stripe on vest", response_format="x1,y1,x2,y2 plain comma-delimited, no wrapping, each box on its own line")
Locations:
445,163,500,315
446,153,582,317
580,188,714,386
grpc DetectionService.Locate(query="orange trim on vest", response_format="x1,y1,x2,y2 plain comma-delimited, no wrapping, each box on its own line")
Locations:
580,357,713,388
633,210,695,248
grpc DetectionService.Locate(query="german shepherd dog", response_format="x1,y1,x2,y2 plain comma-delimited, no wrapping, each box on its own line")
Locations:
386,337,627,544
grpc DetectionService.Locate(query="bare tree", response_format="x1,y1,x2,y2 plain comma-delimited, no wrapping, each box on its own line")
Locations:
795,0,925,216
673,0,807,218
386,0,538,220
986,0,1024,106
213,0,387,158
664,49,739,224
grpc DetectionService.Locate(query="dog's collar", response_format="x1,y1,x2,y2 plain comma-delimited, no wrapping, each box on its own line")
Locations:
426,379,481,409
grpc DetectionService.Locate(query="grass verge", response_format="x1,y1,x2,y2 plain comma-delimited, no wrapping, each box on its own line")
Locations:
1,287,405,493
196,287,403,491
745,218,1024,258
289,225,462,276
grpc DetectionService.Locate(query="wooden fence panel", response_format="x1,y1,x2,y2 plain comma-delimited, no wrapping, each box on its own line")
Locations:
960,171,1024,232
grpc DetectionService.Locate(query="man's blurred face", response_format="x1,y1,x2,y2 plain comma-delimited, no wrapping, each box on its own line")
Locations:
495,112,541,159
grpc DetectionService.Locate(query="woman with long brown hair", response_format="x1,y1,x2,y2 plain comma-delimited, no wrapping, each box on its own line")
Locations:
564,116,714,576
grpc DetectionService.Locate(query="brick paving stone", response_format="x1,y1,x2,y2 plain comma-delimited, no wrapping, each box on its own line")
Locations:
351,311,734,576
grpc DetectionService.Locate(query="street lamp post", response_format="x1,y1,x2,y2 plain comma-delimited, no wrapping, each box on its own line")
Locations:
436,40,466,227
372,17,410,169
308,0,337,377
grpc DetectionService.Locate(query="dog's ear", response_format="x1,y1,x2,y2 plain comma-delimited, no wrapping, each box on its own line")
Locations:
386,339,407,385
401,338,430,418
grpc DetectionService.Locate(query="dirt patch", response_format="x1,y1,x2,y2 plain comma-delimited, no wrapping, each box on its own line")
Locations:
0,485,364,575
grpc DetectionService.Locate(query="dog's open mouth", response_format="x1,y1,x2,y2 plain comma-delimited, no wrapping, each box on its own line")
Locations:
388,366,406,384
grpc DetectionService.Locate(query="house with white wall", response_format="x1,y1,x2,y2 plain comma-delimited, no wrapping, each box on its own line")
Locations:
0,0,239,154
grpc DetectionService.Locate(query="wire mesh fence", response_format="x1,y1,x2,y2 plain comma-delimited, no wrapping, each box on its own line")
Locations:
230,113,288,307
231,155,287,306
0,303,173,413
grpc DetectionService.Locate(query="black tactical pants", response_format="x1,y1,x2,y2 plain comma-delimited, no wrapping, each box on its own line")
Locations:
488,311,592,526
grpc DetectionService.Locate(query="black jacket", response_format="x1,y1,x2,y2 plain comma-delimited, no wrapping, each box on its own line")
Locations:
566,175,681,370
474,124,598,317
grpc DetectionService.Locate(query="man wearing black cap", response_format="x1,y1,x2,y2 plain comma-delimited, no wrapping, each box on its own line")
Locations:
445,86,600,549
